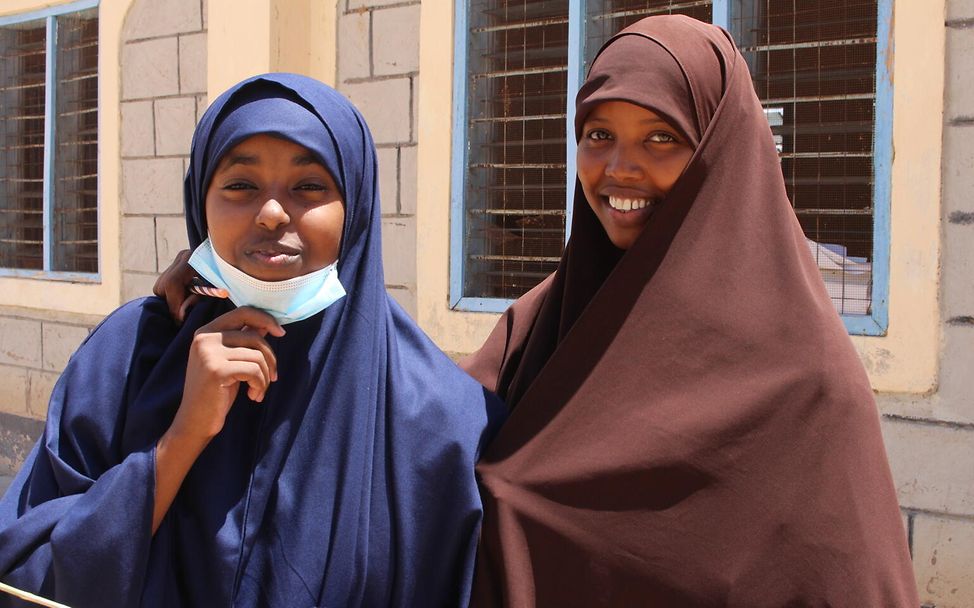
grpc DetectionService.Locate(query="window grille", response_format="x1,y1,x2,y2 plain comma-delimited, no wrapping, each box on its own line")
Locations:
583,1,713,68
462,0,570,300
731,0,878,315
54,9,98,273
456,0,884,322
0,3,99,276
0,19,46,270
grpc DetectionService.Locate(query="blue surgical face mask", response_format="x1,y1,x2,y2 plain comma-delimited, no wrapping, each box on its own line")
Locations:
188,238,346,325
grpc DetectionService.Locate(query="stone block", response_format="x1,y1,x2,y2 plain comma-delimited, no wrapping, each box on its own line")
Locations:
156,216,190,271
341,78,411,145
946,27,974,120
122,37,180,100
942,223,974,321
155,96,197,156
0,317,41,368
179,33,207,95
122,272,161,304
123,0,202,39
122,158,186,215
948,0,974,21
338,10,371,81
912,515,974,608
41,323,90,372
943,125,974,208
377,146,399,215
934,325,974,424
0,365,28,417
27,369,60,420
381,216,416,287
122,216,158,272
387,286,417,320
399,144,417,215
197,94,209,123
882,418,974,516
348,0,409,9
372,5,420,76
121,100,155,157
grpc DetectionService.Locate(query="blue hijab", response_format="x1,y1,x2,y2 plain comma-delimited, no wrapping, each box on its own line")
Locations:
0,74,504,607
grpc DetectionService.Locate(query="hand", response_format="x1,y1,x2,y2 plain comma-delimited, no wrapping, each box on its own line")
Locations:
154,249,198,323
169,307,285,445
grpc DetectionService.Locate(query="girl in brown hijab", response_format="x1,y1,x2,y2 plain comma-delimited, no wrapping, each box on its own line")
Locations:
462,14,919,608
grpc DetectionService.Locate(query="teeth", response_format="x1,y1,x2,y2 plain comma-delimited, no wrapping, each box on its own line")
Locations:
608,196,652,213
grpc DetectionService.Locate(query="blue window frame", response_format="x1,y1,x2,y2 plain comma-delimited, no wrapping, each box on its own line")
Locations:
0,0,100,281
451,0,891,336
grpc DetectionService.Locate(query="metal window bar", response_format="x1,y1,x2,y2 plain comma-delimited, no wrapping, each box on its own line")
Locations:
731,0,878,316
461,0,571,299
0,0,98,279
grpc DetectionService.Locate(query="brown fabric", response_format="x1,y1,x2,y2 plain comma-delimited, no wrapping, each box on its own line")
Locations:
463,15,918,607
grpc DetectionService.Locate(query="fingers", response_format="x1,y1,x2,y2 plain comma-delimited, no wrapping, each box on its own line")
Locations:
177,294,200,324
154,249,194,319
200,306,286,338
220,360,271,402
221,332,278,384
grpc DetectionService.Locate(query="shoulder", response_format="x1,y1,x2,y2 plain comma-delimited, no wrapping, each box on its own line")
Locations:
79,297,179,354
59,297,183,383
386,298,505,428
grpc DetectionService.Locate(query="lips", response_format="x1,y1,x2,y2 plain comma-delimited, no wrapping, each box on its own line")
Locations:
245,242,302,266
598,186,661,217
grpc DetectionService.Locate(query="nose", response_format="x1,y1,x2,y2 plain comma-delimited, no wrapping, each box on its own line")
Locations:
604,145,644,182
255,196,290,231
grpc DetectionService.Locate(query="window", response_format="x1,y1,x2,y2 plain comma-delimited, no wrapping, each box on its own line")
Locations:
0,1,99,278
729,0,890,333
452,0,891,335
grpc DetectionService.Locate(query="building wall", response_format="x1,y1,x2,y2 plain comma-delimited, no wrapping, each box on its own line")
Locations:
878,2,974,605
337,0,421,318
118,0,206,302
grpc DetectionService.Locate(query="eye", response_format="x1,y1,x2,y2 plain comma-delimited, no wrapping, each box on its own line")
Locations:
294,182,328,192
585,128,612,141
648,132,678,144
222,180,256,191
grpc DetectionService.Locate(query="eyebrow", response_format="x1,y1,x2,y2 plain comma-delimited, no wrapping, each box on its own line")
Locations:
585,116,671,126
218,152,320,169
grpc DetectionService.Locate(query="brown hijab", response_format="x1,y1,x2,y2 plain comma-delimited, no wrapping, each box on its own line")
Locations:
463,15,918,607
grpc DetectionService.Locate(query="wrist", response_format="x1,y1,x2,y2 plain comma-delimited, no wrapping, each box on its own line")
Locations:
159,420,211,459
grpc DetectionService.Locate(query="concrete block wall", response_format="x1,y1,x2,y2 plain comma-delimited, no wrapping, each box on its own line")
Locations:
0,306,101,474
337,0,420,318
877,3,974,606
119,0,206,302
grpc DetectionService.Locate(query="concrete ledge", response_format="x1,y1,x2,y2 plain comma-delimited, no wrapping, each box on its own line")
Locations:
0,411,43,476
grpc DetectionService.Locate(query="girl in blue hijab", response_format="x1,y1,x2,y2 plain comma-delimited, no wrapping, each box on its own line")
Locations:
0,74,504,607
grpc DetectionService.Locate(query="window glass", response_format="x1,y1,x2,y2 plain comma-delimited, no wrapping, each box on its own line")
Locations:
462,0,569,300
456,0,882,319
0,19,47,270
53,8,98,273
0,5,99,276
730,0,878,315
584,1,713,69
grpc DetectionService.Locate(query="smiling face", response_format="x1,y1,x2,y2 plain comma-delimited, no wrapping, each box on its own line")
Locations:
577,101,695,250
205,134,345,282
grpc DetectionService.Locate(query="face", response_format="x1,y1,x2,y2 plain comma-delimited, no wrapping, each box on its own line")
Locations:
577,101,695,250
205,134,345,281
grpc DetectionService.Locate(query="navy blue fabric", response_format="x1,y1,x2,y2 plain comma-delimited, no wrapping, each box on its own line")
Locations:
0,73,504,608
